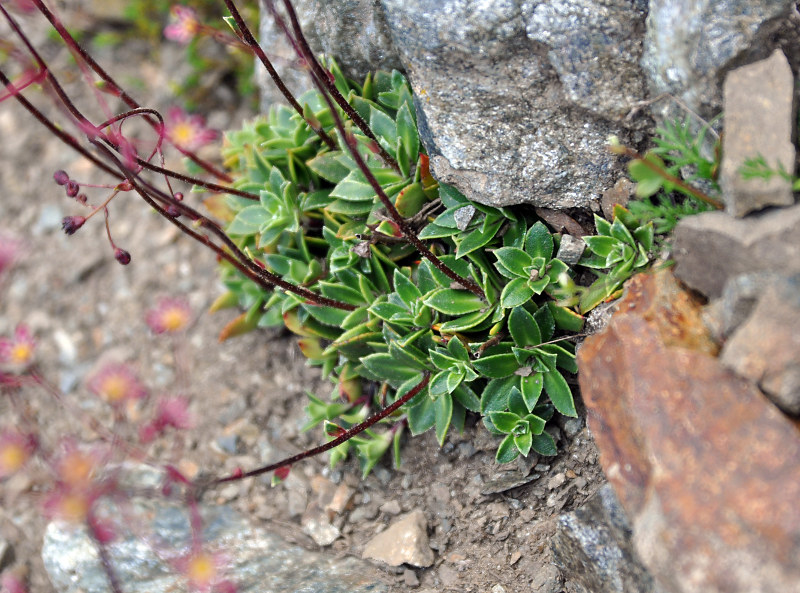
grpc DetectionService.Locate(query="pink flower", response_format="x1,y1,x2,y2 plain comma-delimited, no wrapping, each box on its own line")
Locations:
0,324,35,369
175,549,235,593
0,233,22,277
164,6,200,44
139,396,193,443
163,107,218,151
145,296,192,334
0,429,35,478
87,363,148,406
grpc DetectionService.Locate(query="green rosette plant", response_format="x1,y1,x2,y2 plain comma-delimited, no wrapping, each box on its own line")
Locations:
212,59,656,473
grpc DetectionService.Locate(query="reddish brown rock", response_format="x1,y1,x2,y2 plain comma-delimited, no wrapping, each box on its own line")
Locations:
578,270,800,593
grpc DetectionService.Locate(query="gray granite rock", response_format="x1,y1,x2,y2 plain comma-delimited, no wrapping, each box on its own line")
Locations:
552,484,663,593
522,0,649,121
556,234,586,266
720,273,800,415
642,0,796,122
720,50,796,216
380,0,633,210
703,272,782,341
672,203,800,299
43,481,387,593
258,0,402,111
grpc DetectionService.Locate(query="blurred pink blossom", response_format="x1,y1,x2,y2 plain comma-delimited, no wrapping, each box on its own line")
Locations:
164,5,200,44
0,324,35,369
145,296,192,334
163,107,218,151
87,363,148,406
0,233,23,276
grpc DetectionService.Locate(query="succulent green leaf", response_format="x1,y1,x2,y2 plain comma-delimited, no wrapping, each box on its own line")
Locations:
493,247,533,278
547,302,585,333
531,432,557,456
360,353,421,387
423,289,486,316
508,387,527,417
407,394,436,435
514,431,533,457
481,376,515,413
307,153,350,184
434,393,453,446
629,153,668,198
496,434,520,463
428,370,450,396
452,384,481,412
499,278,535,309
543,370,576,417
533,305,555,341
396,102,419,163
508,306,542,347
520,373,544,411
487,411,520,434
393,269,422,305
438,307,496,333
446,337,470,361
227,205,270,235
472,353,519,378
369,105,398,152
524,222,554,259
455,219,504,259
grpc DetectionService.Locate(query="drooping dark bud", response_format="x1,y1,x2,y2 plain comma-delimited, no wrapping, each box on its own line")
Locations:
165,205,181,218
65,180,80,198
61,216,86,235
173,192,183,201
114,248,131,265
53,170,69,185
117,180,133,192
76,193,88,205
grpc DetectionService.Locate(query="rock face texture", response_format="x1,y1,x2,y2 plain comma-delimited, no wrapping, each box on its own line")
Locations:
672,203,800,299
720,50,796,216
43,476,387,593
258,1,800,210
552,484,663,593
577,271,800,593
362,509,435,568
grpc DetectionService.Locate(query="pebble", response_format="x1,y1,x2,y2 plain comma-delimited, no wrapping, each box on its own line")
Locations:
491,585,507,593
548,473,567,490
302,504,341,547
380,500,402,515
562,417,583,439
403,568,419,587
362,510,435,567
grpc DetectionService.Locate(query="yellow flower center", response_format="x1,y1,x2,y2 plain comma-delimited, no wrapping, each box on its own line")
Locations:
161,308,189,331
99,375,128,402
10,342,33,365
171,123,196,145
59,492,89,522
186,552,216,587
60,451,94,487
0,442,27,475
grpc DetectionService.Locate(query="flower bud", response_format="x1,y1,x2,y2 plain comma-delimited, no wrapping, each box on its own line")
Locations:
173,192,183,201
114,248,131,265
117,180,133,192
61,216,86,235
76,193,88,204
65,180,80,197
53,170,69,185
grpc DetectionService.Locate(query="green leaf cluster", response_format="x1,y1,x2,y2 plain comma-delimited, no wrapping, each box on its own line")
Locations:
214,59,655,474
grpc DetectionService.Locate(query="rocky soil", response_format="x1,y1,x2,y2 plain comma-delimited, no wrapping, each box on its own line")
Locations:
0,8,603,593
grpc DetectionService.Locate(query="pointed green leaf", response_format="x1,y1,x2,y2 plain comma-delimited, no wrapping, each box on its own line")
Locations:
496,434,520,463
514,431,533,457
434,394,454,446
423,289,486,315
493,247,533,278
487,411,520,434
530,432,557,456
500,278,535,309
543,370,576,417
407,395,436,435
525,221,554,259
509,306,542,347
472,353,519,378
520,372,544,411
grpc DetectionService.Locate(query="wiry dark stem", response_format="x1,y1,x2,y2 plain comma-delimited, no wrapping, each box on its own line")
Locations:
87,513,124,593
212,371,430,485
30,0,232,182
265,2,485,299
223,0,337,151
273,0,401,174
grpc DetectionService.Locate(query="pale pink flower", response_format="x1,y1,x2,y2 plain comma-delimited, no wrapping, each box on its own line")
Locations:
87,363,148,406
145,296,192,334
139,395,193,443
175,549,235,593
164,107,218,151
164,5,200,44
0,324,35,369
0,429,35,478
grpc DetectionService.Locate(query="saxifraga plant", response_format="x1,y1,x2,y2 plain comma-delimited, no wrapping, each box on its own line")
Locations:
1,0,659,495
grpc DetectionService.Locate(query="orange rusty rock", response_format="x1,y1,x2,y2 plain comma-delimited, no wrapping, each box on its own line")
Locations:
578,269,800,593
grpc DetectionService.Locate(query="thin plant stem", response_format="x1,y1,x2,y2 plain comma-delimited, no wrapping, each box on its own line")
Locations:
212,371,430,485
30,0,233,182
222,0,337,151
273,0,401,174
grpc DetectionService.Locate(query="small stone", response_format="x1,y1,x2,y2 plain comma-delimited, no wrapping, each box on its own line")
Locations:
380,500,402,516
556,234,586,266
720,50,796,216
491,585,507,593
561,417,584,439
509,550,522,566
720,274,800,414
362,509,435,567
214,434,240,456
453,205,476,231
548,473,567,490
326,483,355,517
403,568,419,587
436,563,458,587
0,536,14,572
601,178,634,221
673,204,800,299
302,503,341,547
